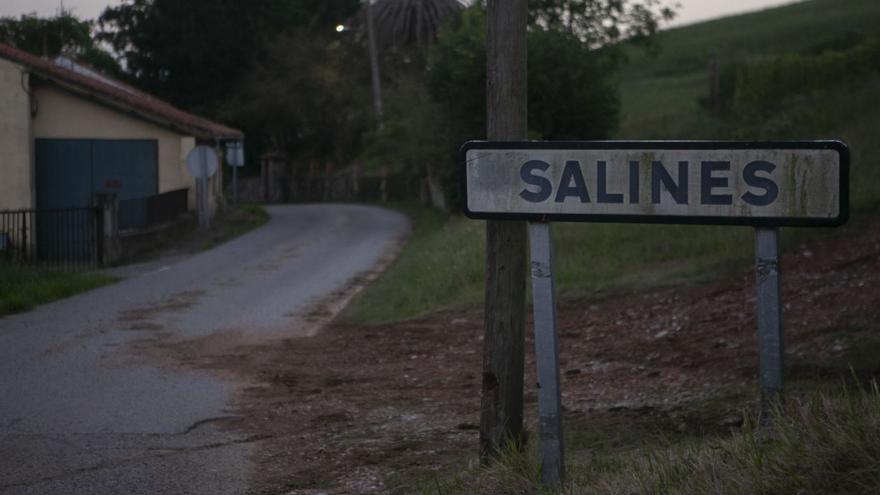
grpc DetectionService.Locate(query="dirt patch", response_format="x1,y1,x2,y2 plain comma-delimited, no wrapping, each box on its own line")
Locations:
142,222,880,494
118,289,207,323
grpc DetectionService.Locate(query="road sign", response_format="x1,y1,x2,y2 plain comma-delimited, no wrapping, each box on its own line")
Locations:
225,140,245,167
185,145,218,229
463,139,850,486
186,145,219,179
463,141,848,227
223,140,245,205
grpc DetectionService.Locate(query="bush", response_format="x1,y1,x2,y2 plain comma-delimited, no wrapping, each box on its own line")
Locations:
733,36,880,115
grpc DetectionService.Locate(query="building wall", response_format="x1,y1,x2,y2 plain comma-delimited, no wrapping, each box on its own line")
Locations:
0,58,34,210
32,84,211,209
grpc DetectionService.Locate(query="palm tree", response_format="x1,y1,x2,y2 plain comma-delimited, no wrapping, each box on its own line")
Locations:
359,0,464,129
371,0,465,50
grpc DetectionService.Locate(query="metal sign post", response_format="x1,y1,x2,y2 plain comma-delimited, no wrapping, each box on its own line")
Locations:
233,164,238,205
186,146,220,230
462,140,848,485
755,226,783,422
528,221,565,484
225,140,245,205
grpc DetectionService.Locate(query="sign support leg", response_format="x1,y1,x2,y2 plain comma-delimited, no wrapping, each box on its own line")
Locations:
233,165,238,205
528,221,565,485
199,177,210,230
755,227,783,423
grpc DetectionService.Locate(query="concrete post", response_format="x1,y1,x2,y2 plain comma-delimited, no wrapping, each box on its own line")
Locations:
94,194,121,265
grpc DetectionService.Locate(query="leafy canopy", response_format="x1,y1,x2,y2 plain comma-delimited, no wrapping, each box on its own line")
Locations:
97,0,361,115
0,12,120,75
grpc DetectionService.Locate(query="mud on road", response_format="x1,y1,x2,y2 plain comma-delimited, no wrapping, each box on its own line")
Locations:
145,222,880,494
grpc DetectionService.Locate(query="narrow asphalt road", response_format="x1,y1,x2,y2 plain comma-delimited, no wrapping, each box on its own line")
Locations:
0,204,409,494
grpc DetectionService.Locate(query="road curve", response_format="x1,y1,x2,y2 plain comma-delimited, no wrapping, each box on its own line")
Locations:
0,204,409,494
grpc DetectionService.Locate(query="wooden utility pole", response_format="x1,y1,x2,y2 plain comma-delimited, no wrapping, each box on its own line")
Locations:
480,0,529,463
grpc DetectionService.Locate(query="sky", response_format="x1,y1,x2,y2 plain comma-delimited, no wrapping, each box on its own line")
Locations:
0,0,800,27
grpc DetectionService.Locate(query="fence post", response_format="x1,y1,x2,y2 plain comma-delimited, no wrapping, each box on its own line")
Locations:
95,207,104,267
20,210,28,262
380,165,389,202
324,161,335,201
95,194,120,266
353,160,362,200
261,156,269,203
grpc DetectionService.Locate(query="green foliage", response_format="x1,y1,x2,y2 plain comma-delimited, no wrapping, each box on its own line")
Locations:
0,12,120,76
528,0,677,47
528,28,620,140
425,6,487,143
346,210,758,324
733,36,880,116
229,30,370,163
97,0,361,116
344,204,484,324
427,6,622,141
371,0,465,50
0,264,114,316
418,6,623,208
616,0,880,137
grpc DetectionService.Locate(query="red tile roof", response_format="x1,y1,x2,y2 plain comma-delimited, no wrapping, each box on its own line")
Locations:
0,42,243,140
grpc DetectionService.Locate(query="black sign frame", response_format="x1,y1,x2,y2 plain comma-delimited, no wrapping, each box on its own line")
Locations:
461,140,849,227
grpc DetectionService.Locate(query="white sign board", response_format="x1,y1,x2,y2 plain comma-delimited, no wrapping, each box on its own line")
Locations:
225,141,245,167
463,141,848,227
186,145,219,179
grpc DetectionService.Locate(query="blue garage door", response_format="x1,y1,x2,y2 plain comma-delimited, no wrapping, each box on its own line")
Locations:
35,139,158,259
91,140,159,200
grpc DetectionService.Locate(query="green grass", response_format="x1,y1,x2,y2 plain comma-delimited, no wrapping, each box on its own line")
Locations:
417,382,880,494
345,202,855,324
619,0,880,80
346,213,765,324
0,263,115,316
413,322,880,494
617,0,880,138
344,203,485,324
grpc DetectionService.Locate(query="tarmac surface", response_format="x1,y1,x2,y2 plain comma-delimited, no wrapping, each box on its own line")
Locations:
0,204,409,494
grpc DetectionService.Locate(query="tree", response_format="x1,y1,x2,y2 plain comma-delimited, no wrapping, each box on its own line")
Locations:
527,27,620,140
231,30,370,165
425,5,623,207
97,0,361,115
350,0,465,130
371,0,465,51
0,12,120,75
529,0,677,47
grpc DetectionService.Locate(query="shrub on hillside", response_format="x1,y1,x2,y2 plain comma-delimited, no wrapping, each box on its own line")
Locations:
733,36,880,116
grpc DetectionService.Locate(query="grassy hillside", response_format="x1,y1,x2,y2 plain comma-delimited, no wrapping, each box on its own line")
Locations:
346,0,880,325
617,0,880,138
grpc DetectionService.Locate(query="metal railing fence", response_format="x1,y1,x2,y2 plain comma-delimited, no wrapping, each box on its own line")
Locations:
0,207,103,271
